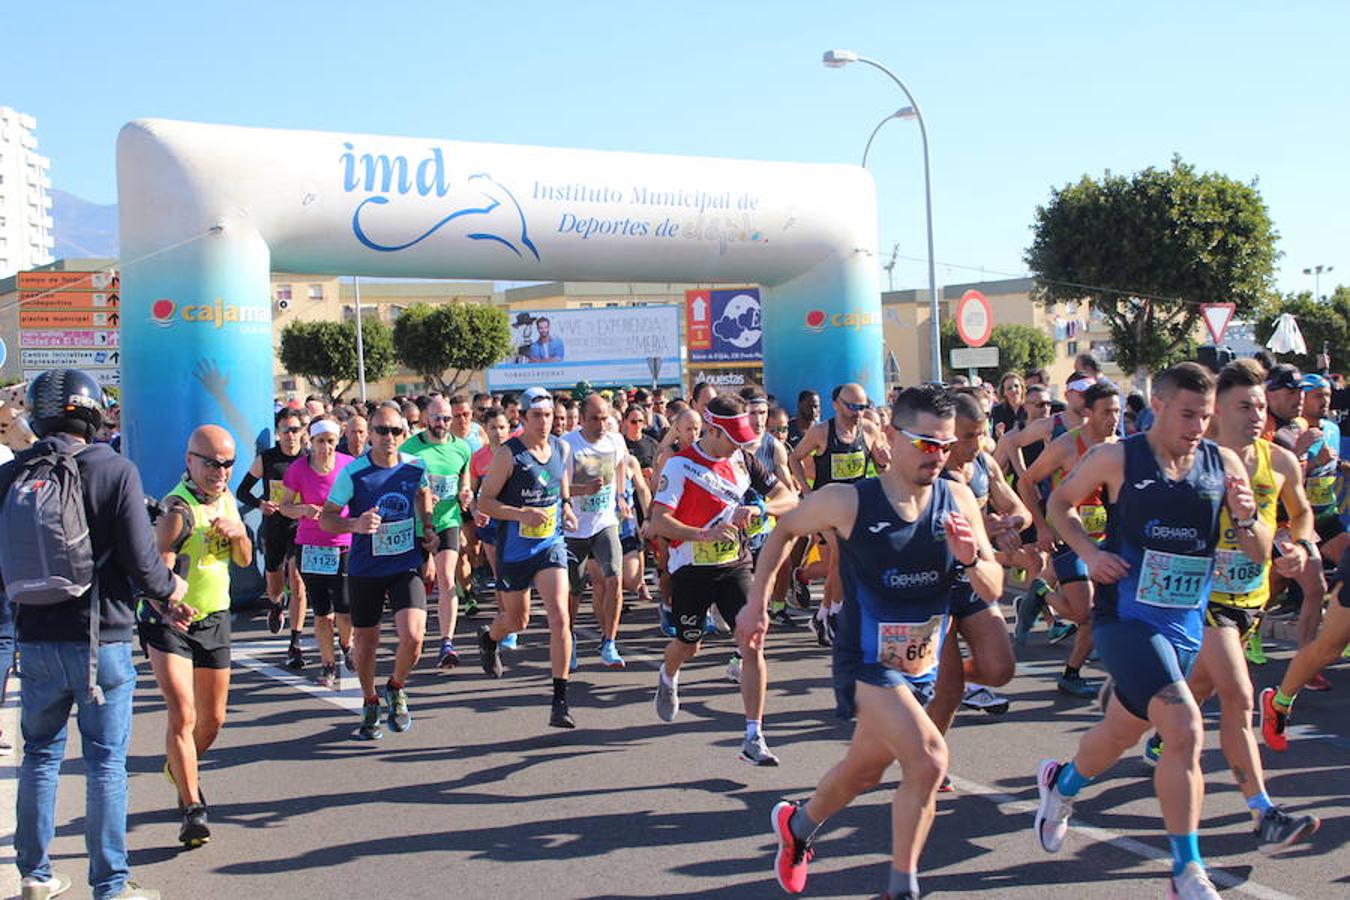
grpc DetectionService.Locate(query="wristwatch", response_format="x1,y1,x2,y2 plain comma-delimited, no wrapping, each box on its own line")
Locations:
1234,514,1257,531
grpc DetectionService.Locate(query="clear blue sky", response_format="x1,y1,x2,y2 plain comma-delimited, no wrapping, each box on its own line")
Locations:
9,0,1347,296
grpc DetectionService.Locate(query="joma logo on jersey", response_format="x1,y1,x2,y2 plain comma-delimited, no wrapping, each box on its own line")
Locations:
881,569,941,590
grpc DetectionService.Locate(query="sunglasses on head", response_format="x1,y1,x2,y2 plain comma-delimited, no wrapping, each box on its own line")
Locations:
898,428,957,455
190,451,236,470
372,425,405,437
842,401,869,412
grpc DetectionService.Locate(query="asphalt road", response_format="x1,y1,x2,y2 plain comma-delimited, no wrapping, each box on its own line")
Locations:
6,592,1348,900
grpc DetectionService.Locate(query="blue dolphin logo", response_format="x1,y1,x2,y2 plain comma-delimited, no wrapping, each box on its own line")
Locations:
352,172,540,259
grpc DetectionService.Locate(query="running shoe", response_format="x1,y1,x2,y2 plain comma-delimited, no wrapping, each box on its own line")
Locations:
769,606,800,629
1244,630,1269,665
316,664,337,689
549,698,576,729
725,652,743,683
706,610,725,634
461,589,479,618
385,684,412,732
655,672,680,722
1142,733,1163,767
19,872,72,899
1305,672,1332,692
1047,621,1077,645
108,884,162,900
179,803,210,848
499,632,519,650
1033,759,1074,853
357,700,384,741
1169,861,1221,899
599,641,626,670
961,685,1010,715
341,643,355,673
437,639,459,670
658,603,677,638
1255,805,1320,854
285,642,305,671
479,626,503,678
824,611,839,645
788,573,813,610
266,601,285,635
770,800,813,894
1015,584,1047,647
937,774,954,793
809,611,830,647
1259,688,1289,752
1057,673,1098,700
739,733,780,767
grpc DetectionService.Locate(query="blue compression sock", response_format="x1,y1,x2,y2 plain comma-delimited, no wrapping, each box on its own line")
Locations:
1167,832,1203,876
1246,792,1274,816
1055,761,1092,798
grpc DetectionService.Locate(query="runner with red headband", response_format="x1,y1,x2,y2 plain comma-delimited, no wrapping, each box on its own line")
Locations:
648,394,798,766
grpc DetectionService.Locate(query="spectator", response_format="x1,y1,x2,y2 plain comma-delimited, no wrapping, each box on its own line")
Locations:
991,372,1025,438
1,369,185,900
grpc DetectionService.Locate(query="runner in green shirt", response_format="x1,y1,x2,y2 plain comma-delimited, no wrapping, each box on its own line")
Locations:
401,397,473,668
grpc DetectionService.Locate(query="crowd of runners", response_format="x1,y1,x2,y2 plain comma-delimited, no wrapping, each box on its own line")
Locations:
6,351,1348,899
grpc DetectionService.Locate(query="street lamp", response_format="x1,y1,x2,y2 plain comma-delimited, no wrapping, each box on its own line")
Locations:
824,49,942,383
861,107,916,168
1302,264,1334,301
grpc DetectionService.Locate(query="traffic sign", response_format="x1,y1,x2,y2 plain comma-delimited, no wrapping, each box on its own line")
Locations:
955,290,994,347
20,309,119,329
950,346,1000,370
24,368,119,387
20,330,120,349
17,291,119,310
1200,302,1236,345
16,270,118,292
20,349,120,369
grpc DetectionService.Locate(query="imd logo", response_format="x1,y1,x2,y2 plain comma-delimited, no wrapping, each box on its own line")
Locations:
151,299,176,327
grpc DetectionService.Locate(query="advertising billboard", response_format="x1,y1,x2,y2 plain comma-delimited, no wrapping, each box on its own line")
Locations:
685,287,762,364
487,305,682,390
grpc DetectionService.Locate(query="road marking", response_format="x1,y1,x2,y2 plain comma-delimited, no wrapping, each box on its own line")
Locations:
0,691,19,900
949,775,1300,900
232,641,363,713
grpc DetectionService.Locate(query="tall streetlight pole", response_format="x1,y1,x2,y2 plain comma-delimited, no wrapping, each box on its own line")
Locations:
824,49,942,383
1302,264,1333,301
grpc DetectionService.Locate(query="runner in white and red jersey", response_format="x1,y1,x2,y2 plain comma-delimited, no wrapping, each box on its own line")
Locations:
648,395,798,766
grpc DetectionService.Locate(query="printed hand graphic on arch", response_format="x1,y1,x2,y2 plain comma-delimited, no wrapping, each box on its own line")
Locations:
351,173,541,260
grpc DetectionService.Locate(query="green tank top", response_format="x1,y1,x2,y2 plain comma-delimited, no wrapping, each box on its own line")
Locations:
166,479,239,620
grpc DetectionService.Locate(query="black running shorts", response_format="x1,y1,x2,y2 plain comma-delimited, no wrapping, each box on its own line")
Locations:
669,565,750,645
348,571,427,629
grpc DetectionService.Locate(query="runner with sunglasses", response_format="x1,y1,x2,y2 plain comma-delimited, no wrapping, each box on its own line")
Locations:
788,383,889,646
1033,363,1260,900
237,408,308,666
746,385,1001,899
321,405,438,740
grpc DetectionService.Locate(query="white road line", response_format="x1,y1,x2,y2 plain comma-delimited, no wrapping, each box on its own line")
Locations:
949,775,1300,900
0,691,19,900
231,643,363,713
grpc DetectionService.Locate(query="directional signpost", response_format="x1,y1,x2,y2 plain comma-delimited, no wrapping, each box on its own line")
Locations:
17,269,121,386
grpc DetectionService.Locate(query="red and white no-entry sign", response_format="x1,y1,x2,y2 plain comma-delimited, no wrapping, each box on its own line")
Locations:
1200,302,1236,344
955,290,994,347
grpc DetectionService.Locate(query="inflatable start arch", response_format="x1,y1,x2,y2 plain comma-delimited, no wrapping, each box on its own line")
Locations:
117,120,882,492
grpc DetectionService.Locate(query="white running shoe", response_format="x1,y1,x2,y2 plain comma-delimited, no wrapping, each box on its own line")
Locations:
725,653,743,683
1033,759,1074,853
1169,862,1221,899
20,873,72,899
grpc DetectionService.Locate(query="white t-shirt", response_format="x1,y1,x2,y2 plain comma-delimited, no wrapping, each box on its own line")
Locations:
0,444,13,465
562,430,626,538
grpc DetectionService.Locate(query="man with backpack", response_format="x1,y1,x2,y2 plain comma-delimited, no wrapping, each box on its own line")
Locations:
0,368,187,900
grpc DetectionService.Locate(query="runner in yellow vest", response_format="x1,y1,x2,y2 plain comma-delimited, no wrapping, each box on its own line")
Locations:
142,425,251,849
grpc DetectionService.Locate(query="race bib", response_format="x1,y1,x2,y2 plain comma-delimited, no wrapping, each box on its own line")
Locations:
877,615,943,677
692,539,739,566
1306,476,1336,509
1080,504,1107,538
300,544,340,575
745,512,775,537
372,518,415,557
1211,548,1264,595
268,482,287,504
1136,549,1211,609
831,450,866,481
520,504,558,539
427,473,458,502
581,484,614,514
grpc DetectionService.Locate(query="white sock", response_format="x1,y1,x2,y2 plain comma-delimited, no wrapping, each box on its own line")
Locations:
660,665,678,688
745,719,761,740
816,605,831,623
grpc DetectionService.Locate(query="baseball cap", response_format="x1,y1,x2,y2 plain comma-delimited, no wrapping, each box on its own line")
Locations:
703,408,758,446
1066,371,1097,393
1300,373,1330,391
522,386,553,409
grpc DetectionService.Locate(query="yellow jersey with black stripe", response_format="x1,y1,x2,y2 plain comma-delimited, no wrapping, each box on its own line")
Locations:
1209,439,1278,610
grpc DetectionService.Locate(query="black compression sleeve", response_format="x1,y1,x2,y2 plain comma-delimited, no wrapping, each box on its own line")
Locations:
236,471,261,510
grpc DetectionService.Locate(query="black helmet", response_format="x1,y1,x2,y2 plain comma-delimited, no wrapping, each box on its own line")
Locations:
28,368,105,440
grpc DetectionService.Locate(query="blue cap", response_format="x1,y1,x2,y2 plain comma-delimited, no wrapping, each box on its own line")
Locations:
1300,373,1330,391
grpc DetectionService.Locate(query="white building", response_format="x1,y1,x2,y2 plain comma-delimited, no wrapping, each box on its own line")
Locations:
0,106,55,279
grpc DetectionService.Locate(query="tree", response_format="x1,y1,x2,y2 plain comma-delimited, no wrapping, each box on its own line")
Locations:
1026,157,1278,379
278,318,395,401
940,320,1055,382
392,303,513,394
1253,287,1349,373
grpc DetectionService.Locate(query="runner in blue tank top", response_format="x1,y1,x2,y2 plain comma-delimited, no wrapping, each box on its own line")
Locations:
1033,363,1269,900
741,385,1002,900
476,387,580,730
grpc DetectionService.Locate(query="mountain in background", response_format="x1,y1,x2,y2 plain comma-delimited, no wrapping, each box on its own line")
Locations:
51,189,118,259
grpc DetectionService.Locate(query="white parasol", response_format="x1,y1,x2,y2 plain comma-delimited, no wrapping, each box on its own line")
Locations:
1265,312,1307,355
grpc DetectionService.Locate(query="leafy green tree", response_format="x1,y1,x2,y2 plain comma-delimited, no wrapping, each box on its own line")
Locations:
279,318,395,401
940,320,1055,382
1253,287,1349,373
392,303,512,394
1026,157,1278,380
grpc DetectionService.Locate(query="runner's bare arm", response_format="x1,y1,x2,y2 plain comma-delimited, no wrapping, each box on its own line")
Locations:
627,455,652,514
947,480,1003,602
477,444,529,523
788,422,825,492
1272,444,1316,544
1218,445,1271,565
985,453,1031,528
1047,442,1127,579
1017,434,1067,537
